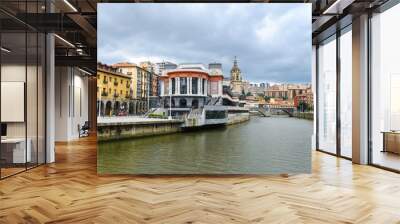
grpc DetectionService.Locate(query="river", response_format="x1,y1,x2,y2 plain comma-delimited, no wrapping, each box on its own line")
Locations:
98,116,313,174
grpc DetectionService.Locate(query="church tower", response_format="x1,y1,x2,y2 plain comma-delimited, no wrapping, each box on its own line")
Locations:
230,56,244,95
230,56,242,81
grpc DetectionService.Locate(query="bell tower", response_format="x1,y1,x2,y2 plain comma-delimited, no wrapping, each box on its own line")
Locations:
230,56,242,81
230,56,243,95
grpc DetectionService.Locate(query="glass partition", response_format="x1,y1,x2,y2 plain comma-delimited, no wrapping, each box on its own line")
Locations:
0,2,46,179
317,35,337,154
1,31,28,177
371,3,400,171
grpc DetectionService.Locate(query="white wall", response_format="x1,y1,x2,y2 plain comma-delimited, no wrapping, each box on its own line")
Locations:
55,66,89,141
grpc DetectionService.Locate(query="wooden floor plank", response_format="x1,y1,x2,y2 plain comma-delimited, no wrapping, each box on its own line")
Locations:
0,136,400,223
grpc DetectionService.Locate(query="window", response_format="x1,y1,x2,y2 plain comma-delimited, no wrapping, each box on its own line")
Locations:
192,78,198,94
171,78,176,94
340,27,352,158
202,79,206,94
370,4,400,171
317,35,337,154
205,111,226,119
180,77,187,94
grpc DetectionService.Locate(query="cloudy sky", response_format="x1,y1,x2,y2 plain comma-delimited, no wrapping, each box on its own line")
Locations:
98,3,311,83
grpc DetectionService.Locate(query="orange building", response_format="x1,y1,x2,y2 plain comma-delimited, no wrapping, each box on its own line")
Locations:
159,63,223,110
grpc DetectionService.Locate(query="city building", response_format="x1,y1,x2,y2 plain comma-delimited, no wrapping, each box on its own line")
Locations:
97,63,131,116
265,84,289,99
159,63,223,115
112,62,151,114
140,61,156,74
111,62,138,100
247,83,267,96
265,83,310,101
287,84,310,100
154,61,178,75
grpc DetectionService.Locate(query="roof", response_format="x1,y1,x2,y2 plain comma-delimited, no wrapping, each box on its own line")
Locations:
97,63,131,78
178,63,207,70
112,62,137,67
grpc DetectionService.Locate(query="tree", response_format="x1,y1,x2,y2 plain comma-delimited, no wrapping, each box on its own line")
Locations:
297,101,309,112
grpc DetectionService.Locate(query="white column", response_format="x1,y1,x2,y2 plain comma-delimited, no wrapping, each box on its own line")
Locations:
160,80,164,97
205,80,208,96
195,78,200,95
199,78,202,95
46,32,55,163
176,77,180,95
198,77,201,96
188,77,191,95
218,80,223,96
169,78,172,95
352,14,369,164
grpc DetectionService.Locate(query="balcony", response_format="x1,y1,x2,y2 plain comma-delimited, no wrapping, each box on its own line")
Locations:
101,91,108,97
103,79,108,84
113,93,119,98
114,80,118,86
126,83,130,88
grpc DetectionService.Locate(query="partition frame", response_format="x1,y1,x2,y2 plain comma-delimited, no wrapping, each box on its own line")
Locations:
315,23,353,161
0,1,48,180
367,1,400,173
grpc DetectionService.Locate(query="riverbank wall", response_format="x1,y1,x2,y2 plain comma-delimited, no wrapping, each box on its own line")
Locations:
227,112,250,125
97,117,183,141
293,112,314,120
98,112,251,141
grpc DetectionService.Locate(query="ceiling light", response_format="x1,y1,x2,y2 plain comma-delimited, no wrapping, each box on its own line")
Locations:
63,0,78,12
1,47,11,53
323,0,354,15
78,67,92,76
54,34,75,48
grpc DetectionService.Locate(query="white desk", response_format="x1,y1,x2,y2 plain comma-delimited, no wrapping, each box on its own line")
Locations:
1,138,31,163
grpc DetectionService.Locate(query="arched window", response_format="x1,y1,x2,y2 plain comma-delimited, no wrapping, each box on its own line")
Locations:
192,99,199,109
179,99,187,108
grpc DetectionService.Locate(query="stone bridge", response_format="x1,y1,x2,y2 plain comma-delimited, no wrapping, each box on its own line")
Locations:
259,104,296,117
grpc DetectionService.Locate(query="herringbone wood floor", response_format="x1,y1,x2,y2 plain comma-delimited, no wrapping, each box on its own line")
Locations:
1,136,400,224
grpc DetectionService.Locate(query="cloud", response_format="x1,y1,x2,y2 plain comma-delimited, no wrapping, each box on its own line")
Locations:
98,3,311,83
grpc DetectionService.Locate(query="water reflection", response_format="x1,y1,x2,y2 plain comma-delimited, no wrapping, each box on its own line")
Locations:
98,116,313,174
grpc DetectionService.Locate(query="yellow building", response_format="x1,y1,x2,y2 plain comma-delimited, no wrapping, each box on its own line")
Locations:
97,63,131,116
112,62,151,114
112,62,138,99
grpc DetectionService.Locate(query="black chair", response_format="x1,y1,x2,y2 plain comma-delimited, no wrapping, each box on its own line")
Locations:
79,121,90,138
